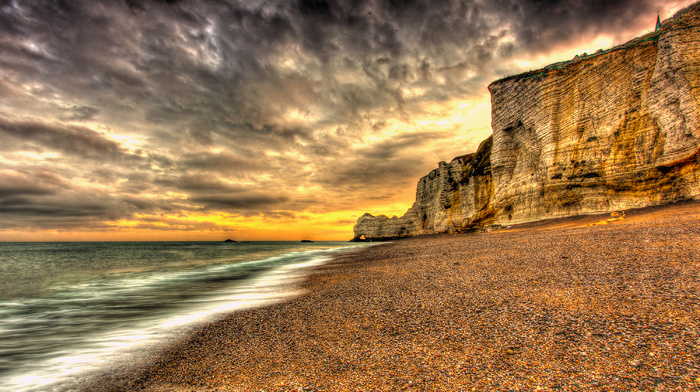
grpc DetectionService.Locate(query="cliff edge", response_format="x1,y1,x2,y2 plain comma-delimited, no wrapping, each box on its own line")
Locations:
353,3,700,241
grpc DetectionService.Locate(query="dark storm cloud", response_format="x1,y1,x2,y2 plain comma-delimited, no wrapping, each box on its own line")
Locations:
1,0,664,136
485,0,657,52
0,170,59,198
363,131,444,159
0,184,184,230
155,174,242,193
121,195,160,211
191,194,289,211
178,152,264,174
0,167,165,229
0,195,111,217
311,132,439,193
0,187,123,224
174,176,234,192
328,155,426,188
0,118,124,159
0,0,673,101
59,105,99,121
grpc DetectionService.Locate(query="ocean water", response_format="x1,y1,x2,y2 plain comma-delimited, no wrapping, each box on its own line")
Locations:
0,241,369,392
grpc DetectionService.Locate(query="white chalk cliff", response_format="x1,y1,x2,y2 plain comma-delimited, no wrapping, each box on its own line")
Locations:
353,3,700,241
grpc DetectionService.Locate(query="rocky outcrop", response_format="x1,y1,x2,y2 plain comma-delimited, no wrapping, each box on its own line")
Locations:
353,137,494,241
353,3,700,240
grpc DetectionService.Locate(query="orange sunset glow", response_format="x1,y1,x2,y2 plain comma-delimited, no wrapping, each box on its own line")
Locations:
0,0,695,241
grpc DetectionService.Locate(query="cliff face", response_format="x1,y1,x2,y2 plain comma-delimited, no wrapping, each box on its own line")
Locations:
488,4,700,226
353,3,700,240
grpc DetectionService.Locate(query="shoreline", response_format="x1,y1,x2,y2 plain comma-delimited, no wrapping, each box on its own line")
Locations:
98,201,700,391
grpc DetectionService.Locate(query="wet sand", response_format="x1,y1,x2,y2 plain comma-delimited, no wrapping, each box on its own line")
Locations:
102,201,700,391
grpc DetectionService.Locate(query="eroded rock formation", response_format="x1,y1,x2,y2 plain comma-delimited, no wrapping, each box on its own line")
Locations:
354,137,494,240
353,3,700,241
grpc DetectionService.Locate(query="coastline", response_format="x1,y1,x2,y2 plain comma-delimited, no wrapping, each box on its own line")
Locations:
99,201,700,391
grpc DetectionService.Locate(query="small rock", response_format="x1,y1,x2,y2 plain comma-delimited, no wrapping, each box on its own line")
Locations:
629,360,642,367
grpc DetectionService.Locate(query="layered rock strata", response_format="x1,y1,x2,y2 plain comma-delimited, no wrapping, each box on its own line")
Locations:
353,3,700,241
354,137,493,240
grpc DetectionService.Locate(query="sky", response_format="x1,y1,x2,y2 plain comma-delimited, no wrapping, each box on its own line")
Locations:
0,0,695,241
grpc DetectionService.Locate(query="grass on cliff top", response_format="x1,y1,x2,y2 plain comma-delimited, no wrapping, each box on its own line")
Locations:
491,30,661,86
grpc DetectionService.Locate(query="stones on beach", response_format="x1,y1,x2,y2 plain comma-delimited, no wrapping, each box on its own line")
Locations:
114,202,700,392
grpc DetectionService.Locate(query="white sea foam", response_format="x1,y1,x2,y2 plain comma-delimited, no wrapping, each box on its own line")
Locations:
0,242,369,392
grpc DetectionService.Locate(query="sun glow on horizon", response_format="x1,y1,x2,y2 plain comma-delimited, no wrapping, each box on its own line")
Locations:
0,208,370,242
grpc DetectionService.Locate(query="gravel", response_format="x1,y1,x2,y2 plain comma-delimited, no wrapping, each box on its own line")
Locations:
99,201,700,391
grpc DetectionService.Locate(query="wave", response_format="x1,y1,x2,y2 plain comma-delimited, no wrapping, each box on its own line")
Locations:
0,243,367,392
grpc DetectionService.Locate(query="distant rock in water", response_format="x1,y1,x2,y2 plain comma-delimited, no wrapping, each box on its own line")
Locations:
354,3,700,241
224,239,236,243
300,240,314,243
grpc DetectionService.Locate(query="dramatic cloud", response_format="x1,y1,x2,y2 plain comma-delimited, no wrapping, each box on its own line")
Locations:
0,118,124,159
0,0,692,240
0,170,60,198
191,194,290,211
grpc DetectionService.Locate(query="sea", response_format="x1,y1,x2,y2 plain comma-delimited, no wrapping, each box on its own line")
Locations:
0,241,370,392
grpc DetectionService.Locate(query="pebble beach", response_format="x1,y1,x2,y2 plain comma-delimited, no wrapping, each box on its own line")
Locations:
99,201,700,391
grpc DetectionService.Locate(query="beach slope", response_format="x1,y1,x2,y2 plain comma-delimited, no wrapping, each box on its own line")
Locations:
105,201,700,391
